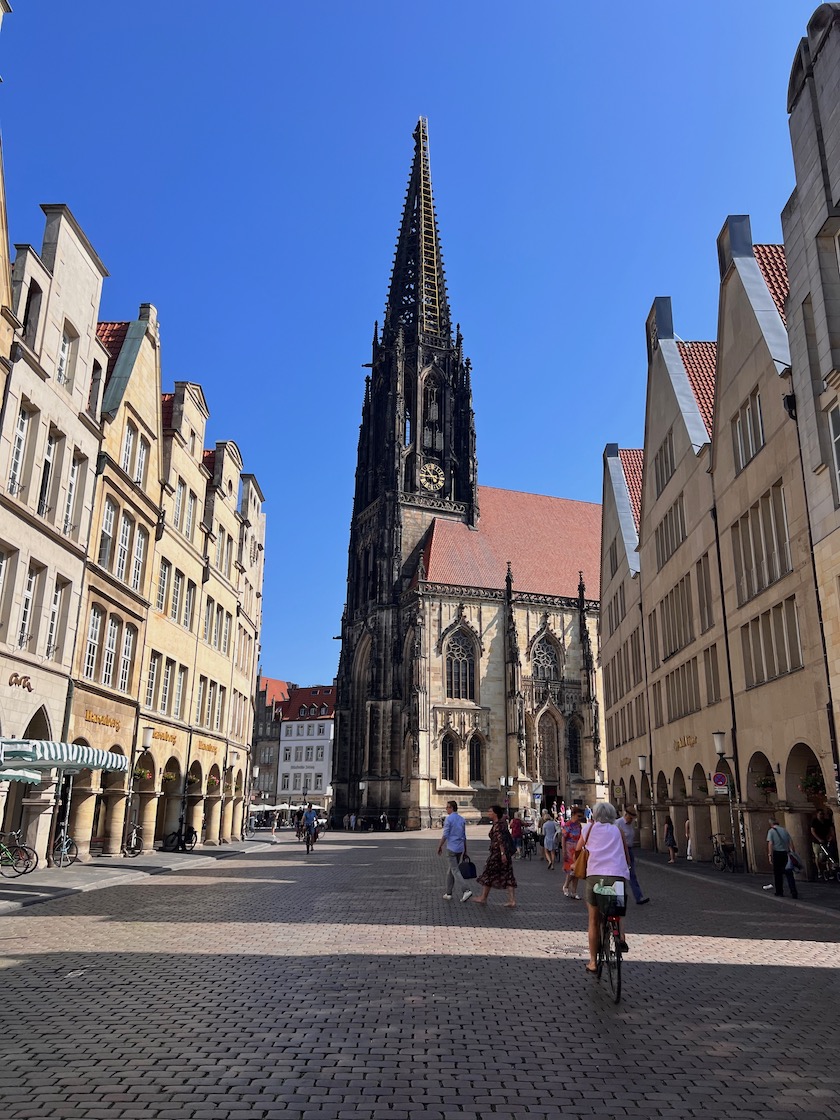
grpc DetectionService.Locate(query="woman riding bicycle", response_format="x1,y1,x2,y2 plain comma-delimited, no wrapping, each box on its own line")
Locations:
576,802,630,974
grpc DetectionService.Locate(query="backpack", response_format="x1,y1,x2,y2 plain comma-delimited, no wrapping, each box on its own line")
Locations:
502,826,516,858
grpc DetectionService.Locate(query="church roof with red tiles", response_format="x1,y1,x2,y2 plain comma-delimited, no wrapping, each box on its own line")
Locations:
618,449,644,532
676,341,717,438
96,321,130,378
753,243,788,324
422,484,602,600
280,685,336,721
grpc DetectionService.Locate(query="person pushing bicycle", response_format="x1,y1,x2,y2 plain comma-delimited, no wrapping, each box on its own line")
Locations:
303,803,318,850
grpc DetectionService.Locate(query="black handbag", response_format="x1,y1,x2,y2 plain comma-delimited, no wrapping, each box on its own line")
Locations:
460,851,477,879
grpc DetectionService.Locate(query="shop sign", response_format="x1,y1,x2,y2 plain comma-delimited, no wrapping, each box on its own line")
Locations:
85,709,121,733
153,729,177,745
8,672,34,692
197,740,218,752
674,735,697,750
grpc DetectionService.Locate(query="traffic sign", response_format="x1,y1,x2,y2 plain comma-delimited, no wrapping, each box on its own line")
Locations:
712,772,728,787
534,793,542,801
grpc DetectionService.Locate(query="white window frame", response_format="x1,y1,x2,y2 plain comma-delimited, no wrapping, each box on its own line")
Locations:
102,615,120,687
84,606,103,680
115,513,133,582
118,626,135,693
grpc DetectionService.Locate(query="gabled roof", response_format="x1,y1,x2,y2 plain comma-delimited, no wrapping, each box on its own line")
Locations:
96,321,130,378
618,449,644,532
260,677,291,707
161,392,174,428
422,484,601,599
280,685,336,721
753,244,788,323
203,449,216,477
676,341,717,438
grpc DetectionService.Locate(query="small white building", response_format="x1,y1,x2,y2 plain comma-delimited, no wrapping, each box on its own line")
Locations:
278,685,335,812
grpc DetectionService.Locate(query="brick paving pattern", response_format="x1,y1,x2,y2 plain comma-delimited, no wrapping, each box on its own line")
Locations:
1,829,838,1119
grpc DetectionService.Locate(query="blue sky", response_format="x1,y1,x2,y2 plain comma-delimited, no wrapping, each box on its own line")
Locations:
0,1,819,684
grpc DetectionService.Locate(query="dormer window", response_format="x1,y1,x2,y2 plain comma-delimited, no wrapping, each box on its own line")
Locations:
299,706,306,717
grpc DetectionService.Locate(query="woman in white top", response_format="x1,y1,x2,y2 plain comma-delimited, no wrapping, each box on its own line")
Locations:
575,802,630,973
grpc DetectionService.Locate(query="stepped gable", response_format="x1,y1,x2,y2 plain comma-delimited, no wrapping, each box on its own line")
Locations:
618,448,644,532
753,243,789,323
422,484,601,599
677,341,717,438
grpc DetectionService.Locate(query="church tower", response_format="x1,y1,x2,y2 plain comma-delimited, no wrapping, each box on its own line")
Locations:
333,119,478,820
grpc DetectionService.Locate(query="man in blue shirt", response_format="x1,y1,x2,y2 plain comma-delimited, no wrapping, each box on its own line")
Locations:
437,800,472,902
303,804,318,851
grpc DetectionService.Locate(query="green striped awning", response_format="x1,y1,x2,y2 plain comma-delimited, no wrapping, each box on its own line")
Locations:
0,767,42,784
0,740,129,773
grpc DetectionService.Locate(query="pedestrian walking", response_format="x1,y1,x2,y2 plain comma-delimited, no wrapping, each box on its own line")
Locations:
616,807,650,905
767,815,799,898
343,813,350,831
437,799,473,903
542,815,558,870
350,813,357,832
561,807,585,899
509,814,523,857
685,817,692,861
664,815,678,863
472,805,517,908
271,811,279,844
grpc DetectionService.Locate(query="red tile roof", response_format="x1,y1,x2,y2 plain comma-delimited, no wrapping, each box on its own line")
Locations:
161,392,174,428
423,484,601,599
280,685,336,720
753,243,788,324
261,677,291,707
676,341,717,438
203,449,216,476
618,449,644,532
96,321,130,378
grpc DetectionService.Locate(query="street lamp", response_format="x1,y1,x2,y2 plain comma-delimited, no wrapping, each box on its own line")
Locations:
638,754,658,850
714,731,748,871
500,775,515,817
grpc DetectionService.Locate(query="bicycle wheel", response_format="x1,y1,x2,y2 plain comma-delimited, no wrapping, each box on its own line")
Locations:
12,844,38,874
596,915,608,980
125,833,143,858
53,839,78,868
305,831,312,854
0,851,20,878
185,829,198,851
712,852,725,871
605,922,622,1004
163,831,179,851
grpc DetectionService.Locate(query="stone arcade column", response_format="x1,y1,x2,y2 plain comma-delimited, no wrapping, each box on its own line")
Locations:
231,796,244,840
69,786,99,862
204,795,222,845
221,796,234,843
139,793,160,851
102,791,128,857
187,796,204,844
21,778,58,864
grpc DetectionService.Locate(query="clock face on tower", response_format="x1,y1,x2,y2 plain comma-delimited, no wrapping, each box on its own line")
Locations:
419,462,445,491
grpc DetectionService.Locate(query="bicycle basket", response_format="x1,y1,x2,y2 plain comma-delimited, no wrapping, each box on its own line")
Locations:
594,888,627,917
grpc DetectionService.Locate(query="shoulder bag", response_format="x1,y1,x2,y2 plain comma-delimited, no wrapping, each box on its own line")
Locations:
459,846,477,879
572,823,594,880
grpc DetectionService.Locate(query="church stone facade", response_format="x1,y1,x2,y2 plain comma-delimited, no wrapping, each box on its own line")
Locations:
333,119,604,827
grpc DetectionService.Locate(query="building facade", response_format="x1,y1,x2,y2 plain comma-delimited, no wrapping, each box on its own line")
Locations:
252,675,291,807
334,120,603,827
278,685,335,814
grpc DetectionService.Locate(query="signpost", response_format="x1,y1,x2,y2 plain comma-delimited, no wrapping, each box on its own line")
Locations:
712,771,729,795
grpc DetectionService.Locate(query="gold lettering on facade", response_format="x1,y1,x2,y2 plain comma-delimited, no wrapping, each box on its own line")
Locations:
8,672,34,692
197,741,217,752
153,730,177,745
673,735,698,750
84,709,121,733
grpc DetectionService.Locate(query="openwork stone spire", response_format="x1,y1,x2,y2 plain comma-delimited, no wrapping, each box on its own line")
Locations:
383,117,451,346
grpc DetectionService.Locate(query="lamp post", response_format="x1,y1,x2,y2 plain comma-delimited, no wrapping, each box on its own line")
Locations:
638,754,657,850
248,764,260,834
500,775,515,818
713,730,749,872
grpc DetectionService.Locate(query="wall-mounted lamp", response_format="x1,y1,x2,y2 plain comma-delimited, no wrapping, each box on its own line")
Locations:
142,725,154,750
637,755,647,775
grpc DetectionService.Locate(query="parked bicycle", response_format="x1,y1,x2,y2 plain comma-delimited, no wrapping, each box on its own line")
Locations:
814,842,840,882
163,824,198,852
52,829,78,869
123,821,144,858
710,833,737,872
593,881,625,1004
2,830,38,874
0,832,37,877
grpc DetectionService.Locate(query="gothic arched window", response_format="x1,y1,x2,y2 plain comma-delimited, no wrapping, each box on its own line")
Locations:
468,736,483,783
422,375,442,452
441,734,456,783
446,631,475,700
532,636,559,681
568,721,582,775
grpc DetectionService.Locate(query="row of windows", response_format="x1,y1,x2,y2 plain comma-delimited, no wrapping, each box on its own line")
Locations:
145,651,189,718
741,595,803,689
214,522,235,579
298,704,330,717
280,772,325,792
654,492,686,571
731,481,791,607
120,422,151,490
654,429,675,498
606,582,626,636
732,387,764,473
284,723,328,737
8,402,88,540
605,695,646,751
0,550,70,660
99,497,149,591
283,744,326,763
603,627,643,710
660,572,694,661
84,607,138,693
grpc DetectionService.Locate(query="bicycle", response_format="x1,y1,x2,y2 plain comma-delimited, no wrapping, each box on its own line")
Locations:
124,821,144,858
0,830,38,874
593,882,626,1004
0,834,34,877
814,842,840,882
710,833,737,872
163,824,198,851
53,830,78,869
304,825,316,854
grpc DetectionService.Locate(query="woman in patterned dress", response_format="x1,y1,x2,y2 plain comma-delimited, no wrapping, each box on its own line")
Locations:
472,805,517,908
561,807,585,899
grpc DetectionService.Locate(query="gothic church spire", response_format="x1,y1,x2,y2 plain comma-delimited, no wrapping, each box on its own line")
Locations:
383,117,451,346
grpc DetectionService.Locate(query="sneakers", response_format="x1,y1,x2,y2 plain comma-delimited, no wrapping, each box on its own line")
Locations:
461,889,473,903
637,897,650,905
442,894,452,900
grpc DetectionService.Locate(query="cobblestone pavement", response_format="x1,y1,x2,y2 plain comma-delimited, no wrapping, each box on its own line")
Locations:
1,829,839,1120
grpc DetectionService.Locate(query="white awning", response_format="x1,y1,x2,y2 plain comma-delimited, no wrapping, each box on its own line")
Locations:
0,767,42,784
0,740,129,773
